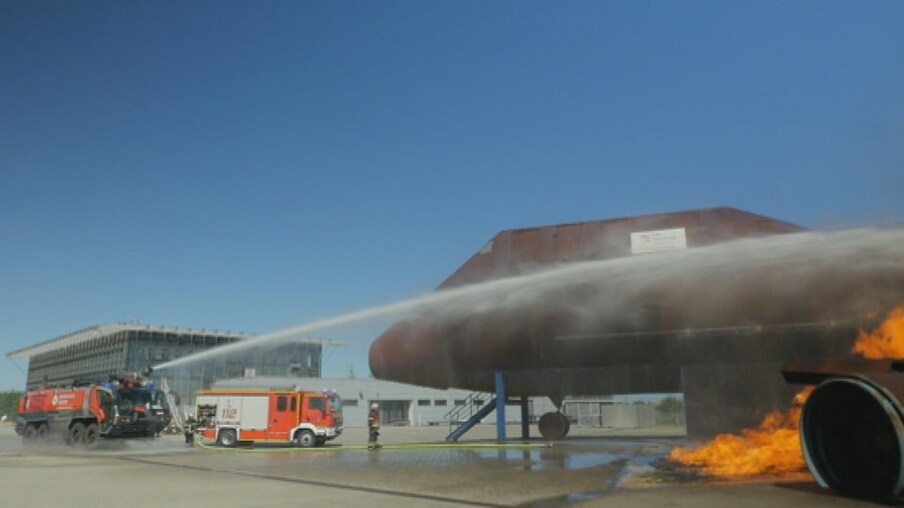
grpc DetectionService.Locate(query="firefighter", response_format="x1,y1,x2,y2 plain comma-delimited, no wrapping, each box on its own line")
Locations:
184,416,195,446
367,403,381,449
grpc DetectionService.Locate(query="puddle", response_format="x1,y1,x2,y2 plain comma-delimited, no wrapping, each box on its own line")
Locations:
469,447,635,471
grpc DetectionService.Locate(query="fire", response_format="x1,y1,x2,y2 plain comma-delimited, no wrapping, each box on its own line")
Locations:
669,387,812,477
852,305,904,359
670,305,904,478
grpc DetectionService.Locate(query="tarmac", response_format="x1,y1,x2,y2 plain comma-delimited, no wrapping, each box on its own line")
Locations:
0,422,890,507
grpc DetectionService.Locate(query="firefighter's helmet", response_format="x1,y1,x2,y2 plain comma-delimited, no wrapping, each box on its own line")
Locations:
371,403,378,409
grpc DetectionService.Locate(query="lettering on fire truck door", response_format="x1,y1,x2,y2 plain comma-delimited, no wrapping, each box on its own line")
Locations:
267,395,297,439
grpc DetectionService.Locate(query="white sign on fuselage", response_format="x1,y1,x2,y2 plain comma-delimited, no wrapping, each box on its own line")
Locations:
630,227,688,254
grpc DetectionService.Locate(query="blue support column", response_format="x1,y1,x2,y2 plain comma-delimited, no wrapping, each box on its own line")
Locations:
495,371,506,441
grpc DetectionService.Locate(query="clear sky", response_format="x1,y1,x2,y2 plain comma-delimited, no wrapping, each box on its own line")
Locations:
2,1,903,391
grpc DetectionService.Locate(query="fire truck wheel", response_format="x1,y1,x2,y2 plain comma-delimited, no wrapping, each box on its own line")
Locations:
68,422,86,446
36,423,49,442
84,423,100,448
23,425,37,444
217,429,237,447
295,430,315,448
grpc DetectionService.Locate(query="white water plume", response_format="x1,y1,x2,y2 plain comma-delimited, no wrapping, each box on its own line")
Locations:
155,226,904,372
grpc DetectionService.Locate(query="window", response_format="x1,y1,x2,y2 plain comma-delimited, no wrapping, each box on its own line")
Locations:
290,397,297,412
277,396,287,412
418,399,431,406
343,399,359,407
309,397,325,412
434,400,447,406
454,399,466,406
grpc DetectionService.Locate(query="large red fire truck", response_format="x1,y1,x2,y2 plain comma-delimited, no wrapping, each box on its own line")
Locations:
196,389,343,447
15,375,171,447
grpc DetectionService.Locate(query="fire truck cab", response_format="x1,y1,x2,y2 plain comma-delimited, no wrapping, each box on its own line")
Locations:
196,389,343,447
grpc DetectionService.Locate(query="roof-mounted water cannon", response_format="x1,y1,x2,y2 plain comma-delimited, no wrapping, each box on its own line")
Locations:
103,365,156,389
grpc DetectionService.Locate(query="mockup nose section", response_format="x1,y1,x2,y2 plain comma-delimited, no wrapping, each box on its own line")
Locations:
369,320,453,389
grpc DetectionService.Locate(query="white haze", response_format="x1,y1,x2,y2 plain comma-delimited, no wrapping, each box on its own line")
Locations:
156,227,904,371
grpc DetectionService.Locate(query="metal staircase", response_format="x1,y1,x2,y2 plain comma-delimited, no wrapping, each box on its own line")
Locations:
159,377,184,432
444,392,498,442
444,392,485,424
445,399,497,442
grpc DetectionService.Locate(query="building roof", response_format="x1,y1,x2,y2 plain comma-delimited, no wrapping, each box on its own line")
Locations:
6,323,252,360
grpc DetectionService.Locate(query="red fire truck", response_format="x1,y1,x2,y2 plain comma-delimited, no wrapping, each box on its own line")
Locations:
15,376,171,447
195,389,343,447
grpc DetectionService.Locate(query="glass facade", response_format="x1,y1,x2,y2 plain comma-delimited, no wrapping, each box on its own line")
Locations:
23,325,323,411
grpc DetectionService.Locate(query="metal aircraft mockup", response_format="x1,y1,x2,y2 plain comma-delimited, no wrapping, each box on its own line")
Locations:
369,208,904,440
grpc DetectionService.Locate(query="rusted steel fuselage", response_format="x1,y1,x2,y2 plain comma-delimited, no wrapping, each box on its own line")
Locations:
369,208,904,438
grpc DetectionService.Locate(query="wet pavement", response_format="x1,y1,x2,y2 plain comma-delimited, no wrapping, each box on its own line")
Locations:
0,423,890,507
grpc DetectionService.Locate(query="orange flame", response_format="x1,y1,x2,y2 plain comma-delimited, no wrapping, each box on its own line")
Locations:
669,387,812,477
852,305,904,359
671,304,904,477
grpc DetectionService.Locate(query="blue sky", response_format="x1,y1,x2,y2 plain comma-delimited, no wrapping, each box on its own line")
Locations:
2,1,903,391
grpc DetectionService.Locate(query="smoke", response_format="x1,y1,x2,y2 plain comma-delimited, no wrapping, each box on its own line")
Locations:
156,227,904,372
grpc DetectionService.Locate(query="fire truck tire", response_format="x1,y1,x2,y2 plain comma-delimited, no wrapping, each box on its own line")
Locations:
295,430,315,448
84,423,100,448
23,424,37,444
68,422,86,446
217,429,237,447
36,423,49,442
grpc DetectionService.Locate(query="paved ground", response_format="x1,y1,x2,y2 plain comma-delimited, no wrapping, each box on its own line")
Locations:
0,423,889,507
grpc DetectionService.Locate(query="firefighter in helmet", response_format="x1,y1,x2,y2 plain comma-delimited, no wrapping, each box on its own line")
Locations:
184,416,196,446
367,402,381,449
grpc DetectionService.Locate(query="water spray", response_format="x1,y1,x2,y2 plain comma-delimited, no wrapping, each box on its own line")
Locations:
154,226,904,374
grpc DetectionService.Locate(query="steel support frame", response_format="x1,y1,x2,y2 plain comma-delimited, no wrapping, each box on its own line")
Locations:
495,371,506,441
495,372,533,441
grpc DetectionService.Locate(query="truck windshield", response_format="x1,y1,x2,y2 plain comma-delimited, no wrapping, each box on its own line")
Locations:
150,390,169,410
116,388,138,412
328,395,342,414
115,387,169,412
